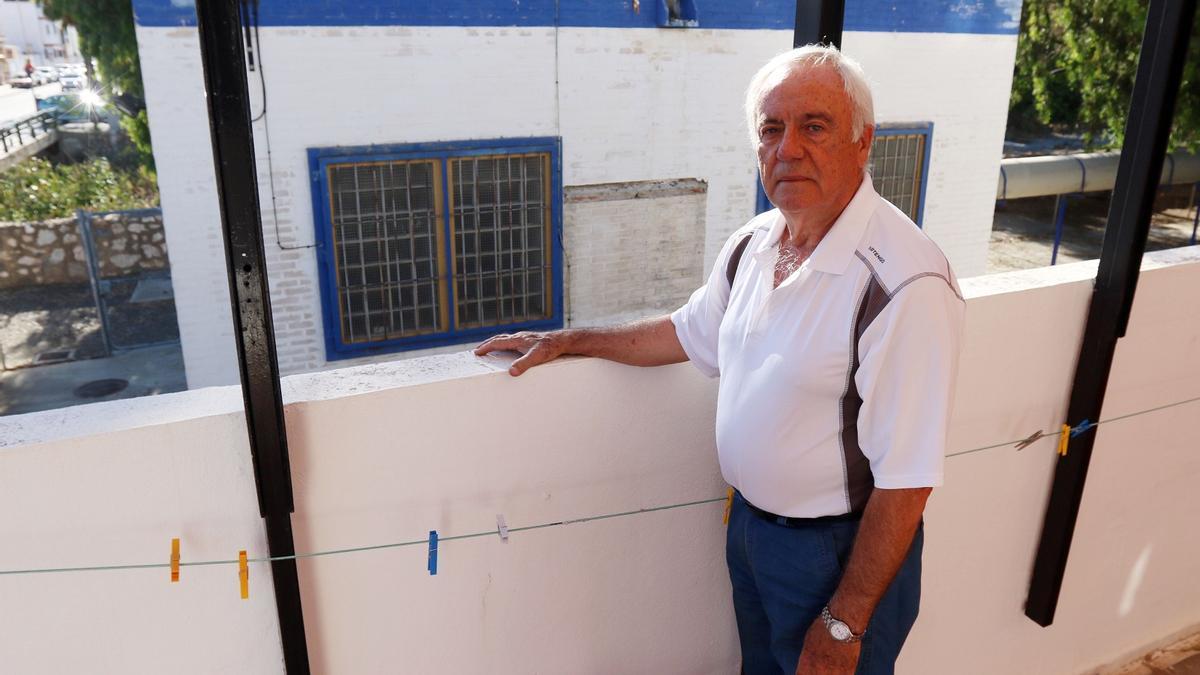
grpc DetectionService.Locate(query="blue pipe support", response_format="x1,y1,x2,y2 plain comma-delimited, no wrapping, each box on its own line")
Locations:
1191,182,1198,245
1051,194,1075,265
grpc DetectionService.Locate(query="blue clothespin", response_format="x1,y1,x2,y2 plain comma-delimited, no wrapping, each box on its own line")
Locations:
1070,419,1095,438
427,530,438,576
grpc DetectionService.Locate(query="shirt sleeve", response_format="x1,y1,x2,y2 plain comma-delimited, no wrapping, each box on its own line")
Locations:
855,276,965,488
670,230,748,378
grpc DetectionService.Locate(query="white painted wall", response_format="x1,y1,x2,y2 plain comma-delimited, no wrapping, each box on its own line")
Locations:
134,24,1016,384
2,246,1198,674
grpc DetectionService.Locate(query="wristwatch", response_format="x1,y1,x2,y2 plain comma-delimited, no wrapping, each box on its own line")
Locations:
820,605,865,643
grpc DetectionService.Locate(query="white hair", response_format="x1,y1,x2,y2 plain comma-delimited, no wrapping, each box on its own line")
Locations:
744,44,875,148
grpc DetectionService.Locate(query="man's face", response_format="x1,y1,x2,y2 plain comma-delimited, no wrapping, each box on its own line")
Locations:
755,65,872,217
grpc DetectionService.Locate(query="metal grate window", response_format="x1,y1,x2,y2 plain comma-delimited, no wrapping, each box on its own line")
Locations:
868,126,931,223
328,160,447,343
450,154,552,328
313,138,562,358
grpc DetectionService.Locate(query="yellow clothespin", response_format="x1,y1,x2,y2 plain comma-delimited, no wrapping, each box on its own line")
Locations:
722,487,735,524
170,538,180,583
238,550,249,600
1057,424,1071,457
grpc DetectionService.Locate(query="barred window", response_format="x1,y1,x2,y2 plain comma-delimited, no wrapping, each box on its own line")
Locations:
311,139,561,359
868,124,932,224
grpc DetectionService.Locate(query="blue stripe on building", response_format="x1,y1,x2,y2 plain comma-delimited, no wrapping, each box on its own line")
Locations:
133,0,1020,35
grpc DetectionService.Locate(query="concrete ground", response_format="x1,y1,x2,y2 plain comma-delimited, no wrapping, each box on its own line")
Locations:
988,185,1197,274
0,342,185,416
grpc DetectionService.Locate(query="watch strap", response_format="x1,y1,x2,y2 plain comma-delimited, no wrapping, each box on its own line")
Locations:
821,605,866,643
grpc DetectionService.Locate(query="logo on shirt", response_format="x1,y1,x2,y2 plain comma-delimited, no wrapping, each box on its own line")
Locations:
868,246,886,264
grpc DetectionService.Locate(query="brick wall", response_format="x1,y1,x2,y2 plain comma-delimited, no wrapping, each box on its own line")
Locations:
564,179,706,326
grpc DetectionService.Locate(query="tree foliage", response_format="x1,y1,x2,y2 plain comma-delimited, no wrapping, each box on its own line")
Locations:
37,0,154,165
1010,0,1200,152
0,158,158,222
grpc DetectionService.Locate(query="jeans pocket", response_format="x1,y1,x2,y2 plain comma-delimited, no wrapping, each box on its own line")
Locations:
825,520,860,579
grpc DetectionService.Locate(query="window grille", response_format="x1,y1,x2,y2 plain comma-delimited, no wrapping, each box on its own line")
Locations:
312,139,561,359
868,124,932,224
449,154,552,328
328,159,446,343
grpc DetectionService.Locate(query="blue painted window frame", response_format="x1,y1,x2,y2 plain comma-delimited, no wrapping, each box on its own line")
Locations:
309,137,564,361
754,122,934,227
872,122,933,226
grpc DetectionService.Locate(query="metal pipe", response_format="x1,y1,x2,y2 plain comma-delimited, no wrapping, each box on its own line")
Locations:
997,151,1200,200
193,0,311,670
1025,0,1196,627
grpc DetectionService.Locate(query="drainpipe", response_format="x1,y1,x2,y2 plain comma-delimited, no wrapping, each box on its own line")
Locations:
193,0,311,670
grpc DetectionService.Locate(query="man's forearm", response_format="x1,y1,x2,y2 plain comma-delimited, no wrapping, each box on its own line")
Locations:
827,487,931,633
563,315,688,367
474,314,688,375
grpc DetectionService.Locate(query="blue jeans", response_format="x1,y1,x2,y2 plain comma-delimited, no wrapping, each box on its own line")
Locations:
726,492,923,675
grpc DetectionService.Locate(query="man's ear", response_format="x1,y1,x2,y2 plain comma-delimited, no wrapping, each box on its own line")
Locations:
857,124,875,163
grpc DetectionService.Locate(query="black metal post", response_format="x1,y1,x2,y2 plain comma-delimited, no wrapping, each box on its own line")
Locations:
794,0,845,48
193,0,310,670
1025,0,1196,627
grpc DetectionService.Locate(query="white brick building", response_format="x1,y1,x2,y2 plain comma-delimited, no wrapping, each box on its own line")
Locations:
132,0,1021,387
0,0,81,74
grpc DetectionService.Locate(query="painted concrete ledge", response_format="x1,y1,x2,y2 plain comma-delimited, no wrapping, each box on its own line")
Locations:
959,245,1200,298
3,245,1197,451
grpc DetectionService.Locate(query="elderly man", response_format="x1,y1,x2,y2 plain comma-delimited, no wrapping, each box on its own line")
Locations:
475,45,964,675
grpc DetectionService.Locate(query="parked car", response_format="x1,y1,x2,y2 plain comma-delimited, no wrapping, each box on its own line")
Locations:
10,75,35,89
35,93,118,124
60,74,86,91
34,66,58,83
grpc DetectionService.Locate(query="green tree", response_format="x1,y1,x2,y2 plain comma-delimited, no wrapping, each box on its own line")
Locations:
1010,0,1200,152
37,0,155,167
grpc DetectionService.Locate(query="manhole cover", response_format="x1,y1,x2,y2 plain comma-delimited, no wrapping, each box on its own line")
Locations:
74,378,129,399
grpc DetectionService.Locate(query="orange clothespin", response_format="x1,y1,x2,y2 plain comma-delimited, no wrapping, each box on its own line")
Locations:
170,538,180,583
1057,424,1071,457
238,550,249,599
722,487,735,525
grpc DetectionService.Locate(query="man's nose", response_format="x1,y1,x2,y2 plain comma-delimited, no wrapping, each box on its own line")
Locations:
775,126,807,161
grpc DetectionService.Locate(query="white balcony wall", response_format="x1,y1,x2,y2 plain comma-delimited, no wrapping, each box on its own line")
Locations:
1,247,1198,675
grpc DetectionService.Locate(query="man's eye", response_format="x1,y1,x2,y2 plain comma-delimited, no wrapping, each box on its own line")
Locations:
807,124,825,133
760,126,781,137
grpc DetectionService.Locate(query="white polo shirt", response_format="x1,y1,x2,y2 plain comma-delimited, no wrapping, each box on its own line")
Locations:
672,176,964,518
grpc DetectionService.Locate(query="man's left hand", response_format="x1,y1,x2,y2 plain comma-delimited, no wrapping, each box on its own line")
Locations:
795,617,861,674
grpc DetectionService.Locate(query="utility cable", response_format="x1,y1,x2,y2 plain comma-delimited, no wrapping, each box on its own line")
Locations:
243,0,315,251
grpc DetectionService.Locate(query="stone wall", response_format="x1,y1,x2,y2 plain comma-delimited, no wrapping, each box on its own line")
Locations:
0,209,166,289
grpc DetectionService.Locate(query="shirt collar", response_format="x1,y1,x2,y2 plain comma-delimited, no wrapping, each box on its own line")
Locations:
754,174,878,276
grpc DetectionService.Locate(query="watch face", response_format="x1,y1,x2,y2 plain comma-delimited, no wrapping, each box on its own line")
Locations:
830,621,852,641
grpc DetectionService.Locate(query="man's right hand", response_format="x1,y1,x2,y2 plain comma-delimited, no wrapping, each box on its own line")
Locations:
474,330,575,377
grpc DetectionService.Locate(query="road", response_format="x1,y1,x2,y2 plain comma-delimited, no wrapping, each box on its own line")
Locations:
0,82,62,125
